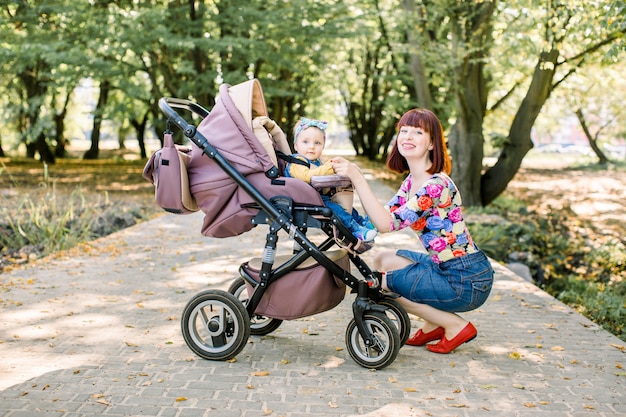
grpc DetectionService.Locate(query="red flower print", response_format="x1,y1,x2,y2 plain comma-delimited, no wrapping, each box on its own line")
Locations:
411,217,427,231
417,195,433,210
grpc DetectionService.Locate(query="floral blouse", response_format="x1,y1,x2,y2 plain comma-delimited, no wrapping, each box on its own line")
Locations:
386,173,478,263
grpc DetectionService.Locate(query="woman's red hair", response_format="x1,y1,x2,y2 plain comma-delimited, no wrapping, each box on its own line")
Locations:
386,108,451,175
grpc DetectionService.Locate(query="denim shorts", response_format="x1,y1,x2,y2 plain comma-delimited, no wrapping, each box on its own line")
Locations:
385,249,494,313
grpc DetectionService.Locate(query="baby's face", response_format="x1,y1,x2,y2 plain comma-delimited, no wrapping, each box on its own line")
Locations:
294,127,325,161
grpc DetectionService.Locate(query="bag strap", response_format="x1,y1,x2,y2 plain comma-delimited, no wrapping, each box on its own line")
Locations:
276,150,310,168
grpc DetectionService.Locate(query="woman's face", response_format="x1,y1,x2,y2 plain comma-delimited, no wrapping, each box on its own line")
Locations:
396,125,432,160
294,127,325,161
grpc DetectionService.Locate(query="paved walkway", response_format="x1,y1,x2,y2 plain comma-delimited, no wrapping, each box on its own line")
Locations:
1,173,625,417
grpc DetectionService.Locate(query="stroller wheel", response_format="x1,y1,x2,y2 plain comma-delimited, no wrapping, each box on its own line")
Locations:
181,289,250,361
228,277,283,335
378,298,411,346
345,311,400,370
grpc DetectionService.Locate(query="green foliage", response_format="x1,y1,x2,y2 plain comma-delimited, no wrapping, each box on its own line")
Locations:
0,187,142,258
466,196,626,341
0,189,95,254
558,276,626,341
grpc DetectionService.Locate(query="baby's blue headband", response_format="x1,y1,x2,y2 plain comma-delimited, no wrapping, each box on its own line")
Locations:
294,117,328,142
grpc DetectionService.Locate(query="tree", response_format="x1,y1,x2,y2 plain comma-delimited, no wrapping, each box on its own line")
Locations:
480,1,624,205
393,0,625,206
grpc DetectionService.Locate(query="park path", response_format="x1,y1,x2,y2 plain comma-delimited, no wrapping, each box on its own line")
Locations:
1,171,625,417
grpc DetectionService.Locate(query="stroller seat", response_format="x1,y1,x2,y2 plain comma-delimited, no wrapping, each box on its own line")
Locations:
187,79,326,238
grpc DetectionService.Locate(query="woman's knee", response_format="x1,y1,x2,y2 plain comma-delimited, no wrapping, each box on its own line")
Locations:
373,250,395,270
374,250,412,271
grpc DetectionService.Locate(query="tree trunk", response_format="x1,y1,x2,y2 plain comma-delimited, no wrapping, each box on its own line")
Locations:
54,90,72,158
447,1,493,207
402,0,433,109
35,132,56,164
84,80,110,160
575,108,610,165
481,49,559,205
130,110,150,159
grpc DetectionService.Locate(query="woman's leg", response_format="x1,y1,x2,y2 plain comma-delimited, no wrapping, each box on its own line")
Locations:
375,249,471,342
394,298,468,339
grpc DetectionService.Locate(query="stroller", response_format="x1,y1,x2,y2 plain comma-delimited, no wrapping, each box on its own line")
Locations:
156,79,410,369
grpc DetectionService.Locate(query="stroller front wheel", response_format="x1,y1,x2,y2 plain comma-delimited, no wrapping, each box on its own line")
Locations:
345,311,400,370
181,289,250,361
378,298,411,346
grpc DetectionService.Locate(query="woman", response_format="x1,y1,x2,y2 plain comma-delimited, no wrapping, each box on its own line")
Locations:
331,108,494,354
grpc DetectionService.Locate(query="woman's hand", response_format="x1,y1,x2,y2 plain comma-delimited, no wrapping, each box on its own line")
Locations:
329,157,360,180
330,156,391,233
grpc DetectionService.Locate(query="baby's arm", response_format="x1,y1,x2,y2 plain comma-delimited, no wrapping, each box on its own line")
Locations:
288,160,335,183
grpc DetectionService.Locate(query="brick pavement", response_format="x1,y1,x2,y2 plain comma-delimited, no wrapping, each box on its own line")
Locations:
1,175,625,417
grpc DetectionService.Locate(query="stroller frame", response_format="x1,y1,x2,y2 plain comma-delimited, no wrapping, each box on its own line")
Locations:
159,96,410,369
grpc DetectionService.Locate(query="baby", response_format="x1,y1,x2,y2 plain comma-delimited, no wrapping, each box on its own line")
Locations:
284,117,377,242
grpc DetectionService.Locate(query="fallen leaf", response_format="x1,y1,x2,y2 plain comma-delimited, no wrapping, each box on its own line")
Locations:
388,377,397,383
449,404,467,408
508,351,521,360
610,344,625,352
328,401,338,408
583,405,595,410
551,346,565,351
513,384,525,390
175,397,187,402
404,387,417,392
262,408,272,415
524,403,537,408
251,371,270,377
125,341,138,347
616,362,623,369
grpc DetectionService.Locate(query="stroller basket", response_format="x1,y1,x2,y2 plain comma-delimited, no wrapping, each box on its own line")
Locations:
240,249,349,320
157,79,409,370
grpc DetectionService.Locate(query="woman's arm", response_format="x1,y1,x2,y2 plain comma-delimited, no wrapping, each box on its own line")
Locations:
330,157,392,233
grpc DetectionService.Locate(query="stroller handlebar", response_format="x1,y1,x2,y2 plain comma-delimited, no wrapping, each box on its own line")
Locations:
159,97,210,119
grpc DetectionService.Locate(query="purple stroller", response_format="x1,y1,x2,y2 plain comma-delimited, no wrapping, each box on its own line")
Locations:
158,79,409,369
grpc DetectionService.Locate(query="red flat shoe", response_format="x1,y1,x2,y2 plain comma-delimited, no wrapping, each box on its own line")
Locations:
406,327,445,346
426,322,477,354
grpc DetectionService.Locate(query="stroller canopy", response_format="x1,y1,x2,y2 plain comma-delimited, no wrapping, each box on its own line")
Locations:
187,79,323,238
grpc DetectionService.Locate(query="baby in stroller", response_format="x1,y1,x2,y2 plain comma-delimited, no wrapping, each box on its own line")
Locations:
284,117,378,243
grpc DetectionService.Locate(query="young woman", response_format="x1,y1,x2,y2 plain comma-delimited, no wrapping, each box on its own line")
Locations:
331,108,493,354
